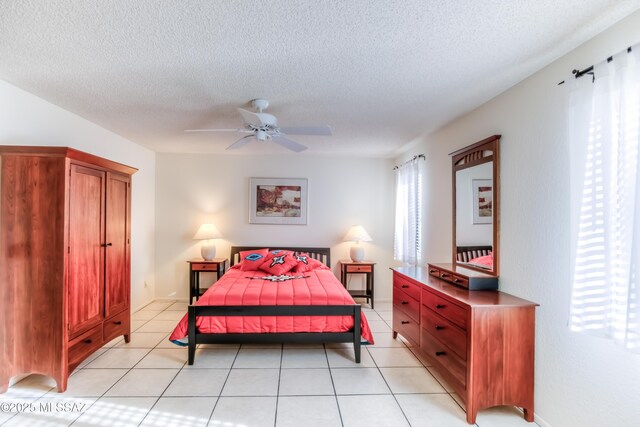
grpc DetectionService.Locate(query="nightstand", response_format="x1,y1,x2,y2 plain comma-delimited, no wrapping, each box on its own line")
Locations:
339,260,375,309
187,259,227,303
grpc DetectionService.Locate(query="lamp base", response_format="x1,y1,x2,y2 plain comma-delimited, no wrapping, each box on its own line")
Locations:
201,241,216,261
350,245,365,262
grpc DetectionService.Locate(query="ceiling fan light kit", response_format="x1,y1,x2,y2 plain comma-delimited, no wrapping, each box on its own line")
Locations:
185,99,332,152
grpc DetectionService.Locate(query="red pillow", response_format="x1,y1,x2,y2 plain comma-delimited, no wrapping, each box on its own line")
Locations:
264,249,293,259
293,253,328,273
239,248,270,271
259,252,298,275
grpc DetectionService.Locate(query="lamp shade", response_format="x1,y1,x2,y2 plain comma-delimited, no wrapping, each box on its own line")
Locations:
193,223,222,240
343,225,372,243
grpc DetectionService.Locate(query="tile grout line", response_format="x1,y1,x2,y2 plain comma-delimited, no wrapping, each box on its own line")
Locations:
5,301,512,426
69,301,175,426
324,344,346,427
205,342,241,426
384,310,474,425
135,304,187,427
366,331,415,427
273,344,284,427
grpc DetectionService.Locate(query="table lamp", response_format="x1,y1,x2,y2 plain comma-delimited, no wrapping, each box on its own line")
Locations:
343,225,372,262
193,223,222,260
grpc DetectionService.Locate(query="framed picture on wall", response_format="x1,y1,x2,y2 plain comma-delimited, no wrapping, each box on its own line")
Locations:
249,177,308,225
472,179,493,224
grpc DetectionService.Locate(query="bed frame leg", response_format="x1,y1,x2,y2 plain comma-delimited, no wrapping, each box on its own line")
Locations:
354,305,361,363
188,305,196,365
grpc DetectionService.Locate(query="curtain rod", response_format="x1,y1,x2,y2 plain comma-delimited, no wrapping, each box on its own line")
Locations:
558,46,633,85
393,154,425,170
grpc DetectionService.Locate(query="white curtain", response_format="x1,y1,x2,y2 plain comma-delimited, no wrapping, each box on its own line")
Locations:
568,44,640,353
394,157,423,265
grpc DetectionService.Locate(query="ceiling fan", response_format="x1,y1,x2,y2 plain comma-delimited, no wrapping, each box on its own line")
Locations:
185,99,332,152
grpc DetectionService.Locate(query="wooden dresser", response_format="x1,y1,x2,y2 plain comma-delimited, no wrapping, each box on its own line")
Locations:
0,146,136,392
392,265,537,424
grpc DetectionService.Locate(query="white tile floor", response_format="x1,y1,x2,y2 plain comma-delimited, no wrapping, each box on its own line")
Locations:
0,300,539,427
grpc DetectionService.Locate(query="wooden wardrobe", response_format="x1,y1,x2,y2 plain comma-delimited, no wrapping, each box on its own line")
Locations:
0,146,136,392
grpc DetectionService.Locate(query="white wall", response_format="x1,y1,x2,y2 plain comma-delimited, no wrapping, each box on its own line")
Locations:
155,153,395,302
0,80,156,311
397,11,640,427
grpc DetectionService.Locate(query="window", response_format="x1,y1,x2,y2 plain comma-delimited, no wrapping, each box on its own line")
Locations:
394,156,423,265
568,45,640,352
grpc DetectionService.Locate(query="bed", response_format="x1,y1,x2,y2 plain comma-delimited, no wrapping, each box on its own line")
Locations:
169,246,374,365
456,245,493,269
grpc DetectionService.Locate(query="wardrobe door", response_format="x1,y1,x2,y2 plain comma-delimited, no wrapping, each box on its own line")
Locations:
67,165,105,338
104,173,130,318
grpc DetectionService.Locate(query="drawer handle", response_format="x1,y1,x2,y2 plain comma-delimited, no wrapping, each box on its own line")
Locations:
435,351,446,356
401,285,409,289
401,321,410,324
101,243,113,247
435,325,445,330
440,273,449,278
401,301,409,305
114,321,123,325
84,339,92,344
429,269,437,273
452,278,460,283
436,304,445,309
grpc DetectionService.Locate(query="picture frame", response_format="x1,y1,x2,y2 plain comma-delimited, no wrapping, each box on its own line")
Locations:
249,178,308,225
472,179,493,224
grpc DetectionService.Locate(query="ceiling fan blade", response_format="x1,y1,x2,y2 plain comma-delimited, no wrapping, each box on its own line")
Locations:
184,128,246,132
226,135,254,150
271,135,308,152
237,108,277,127
278,126,332,136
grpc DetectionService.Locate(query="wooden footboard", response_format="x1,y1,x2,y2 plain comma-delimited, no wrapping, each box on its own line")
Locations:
187,304,362,364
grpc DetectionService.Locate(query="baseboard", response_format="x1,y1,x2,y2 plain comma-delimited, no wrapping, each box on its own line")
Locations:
152,297,189,302
133,297,188,313
534,413,552,427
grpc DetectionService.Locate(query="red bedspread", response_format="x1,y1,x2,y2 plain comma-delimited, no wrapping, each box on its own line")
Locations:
169,268,374,344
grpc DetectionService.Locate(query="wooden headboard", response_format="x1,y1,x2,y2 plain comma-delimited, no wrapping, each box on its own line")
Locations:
456,245,492,263
230,246,331,267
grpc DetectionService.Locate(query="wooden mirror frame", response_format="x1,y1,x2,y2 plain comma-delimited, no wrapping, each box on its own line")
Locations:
450,135,500,276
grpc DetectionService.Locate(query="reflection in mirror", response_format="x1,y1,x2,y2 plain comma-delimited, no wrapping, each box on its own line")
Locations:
456,162,493,270
451,135,500,276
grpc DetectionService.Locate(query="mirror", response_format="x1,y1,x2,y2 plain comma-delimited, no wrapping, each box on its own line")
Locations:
451,135,500,276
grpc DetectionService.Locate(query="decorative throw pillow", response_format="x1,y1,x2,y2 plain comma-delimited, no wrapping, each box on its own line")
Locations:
292,253,328,273
259,252,298,275
239,248,270,271
259,249,293,267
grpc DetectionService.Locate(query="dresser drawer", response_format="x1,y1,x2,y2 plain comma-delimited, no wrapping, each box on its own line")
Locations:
393,309,420,346
438,271,469,287
103,310,130,343
68,324,103,367
393,288,420,322
346,264,372,273
420,328,467,390
428,266,440,278
421,307,467,360
191,263,220,271
393,274,421,301
422,289,468,330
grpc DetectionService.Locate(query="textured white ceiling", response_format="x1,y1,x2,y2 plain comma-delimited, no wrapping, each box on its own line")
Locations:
1,1,639,157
